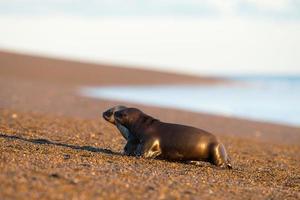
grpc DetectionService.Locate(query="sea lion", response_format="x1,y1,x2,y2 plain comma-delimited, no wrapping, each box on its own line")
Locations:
114,107,232,169
102,106,139,156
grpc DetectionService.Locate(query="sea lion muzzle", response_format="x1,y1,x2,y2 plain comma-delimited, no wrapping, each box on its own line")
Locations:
102,110,113,122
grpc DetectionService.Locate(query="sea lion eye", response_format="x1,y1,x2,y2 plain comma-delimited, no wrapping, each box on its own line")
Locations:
115,111,127,119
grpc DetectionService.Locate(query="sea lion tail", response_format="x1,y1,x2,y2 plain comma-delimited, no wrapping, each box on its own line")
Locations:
226,156,233,169
219,143,232,169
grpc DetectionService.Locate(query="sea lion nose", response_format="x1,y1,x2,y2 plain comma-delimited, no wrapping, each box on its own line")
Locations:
102,110,111,120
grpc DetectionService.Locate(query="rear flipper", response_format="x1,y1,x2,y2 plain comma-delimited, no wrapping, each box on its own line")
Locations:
211,143,232,169
135,138,162,159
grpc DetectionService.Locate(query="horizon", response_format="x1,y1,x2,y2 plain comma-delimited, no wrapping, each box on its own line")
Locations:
0,0,299,76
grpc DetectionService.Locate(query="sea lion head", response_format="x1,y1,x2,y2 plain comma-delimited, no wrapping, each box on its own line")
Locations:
114,108,143,127
102,105,127,124
103,105,135,141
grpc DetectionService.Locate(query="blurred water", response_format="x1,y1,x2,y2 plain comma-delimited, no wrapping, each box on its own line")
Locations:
80,76,300,127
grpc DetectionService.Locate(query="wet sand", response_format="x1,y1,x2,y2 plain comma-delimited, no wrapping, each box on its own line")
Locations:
0,50,299,199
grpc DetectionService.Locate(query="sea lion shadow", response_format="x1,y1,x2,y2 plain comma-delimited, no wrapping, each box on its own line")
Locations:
0,133,122,156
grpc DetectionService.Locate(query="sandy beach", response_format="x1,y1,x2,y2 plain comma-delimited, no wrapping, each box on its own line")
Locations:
0,50,299,199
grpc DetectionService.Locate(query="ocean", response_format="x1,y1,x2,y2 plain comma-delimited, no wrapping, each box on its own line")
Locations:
80,75,300,127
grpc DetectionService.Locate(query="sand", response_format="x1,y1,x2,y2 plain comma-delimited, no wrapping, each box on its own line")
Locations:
0,50,299,199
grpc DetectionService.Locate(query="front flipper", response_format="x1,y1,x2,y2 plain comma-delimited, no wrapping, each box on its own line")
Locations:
135,138,162,159
123,138,139,156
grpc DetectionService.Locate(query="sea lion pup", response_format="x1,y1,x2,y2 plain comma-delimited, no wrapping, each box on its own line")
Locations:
114,107,232,169
102,106,139,155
